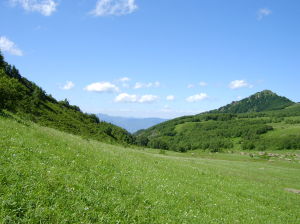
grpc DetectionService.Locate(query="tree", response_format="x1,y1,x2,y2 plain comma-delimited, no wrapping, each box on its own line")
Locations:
32,87,44,107
0,51,4,68
135,135,149,146
0,73,27,111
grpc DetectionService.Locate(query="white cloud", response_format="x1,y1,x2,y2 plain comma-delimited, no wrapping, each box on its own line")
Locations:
257,8,272,20
85,82,120,93
115,93,158,103
10,0,58,16
199,81,208,87
0,36,23,56
118,77,130,82
115,93,137,103
134,81,160,89
187,84,195,89
229,80,253,89
61,81,75,90
139,94,158,103
186,93,208,103
91,0,138,17
134,82,143,89
166,95,175,101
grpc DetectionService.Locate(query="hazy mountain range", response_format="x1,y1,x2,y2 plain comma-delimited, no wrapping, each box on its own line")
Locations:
97,114,168,133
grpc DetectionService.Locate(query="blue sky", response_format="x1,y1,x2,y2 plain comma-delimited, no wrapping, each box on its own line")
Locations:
1,0,300,118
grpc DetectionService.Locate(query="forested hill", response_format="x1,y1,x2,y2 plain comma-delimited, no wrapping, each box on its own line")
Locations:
135,92,300,152
0,51,134,145
214,90,294,113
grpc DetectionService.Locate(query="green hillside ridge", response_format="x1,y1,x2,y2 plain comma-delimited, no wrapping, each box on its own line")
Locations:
0,114,300,223
214,90,294,113
0,51,134,145
136,93,300,152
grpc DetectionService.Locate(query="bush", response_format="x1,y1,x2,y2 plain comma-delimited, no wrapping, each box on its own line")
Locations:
241,141,256,150
148,139,169,150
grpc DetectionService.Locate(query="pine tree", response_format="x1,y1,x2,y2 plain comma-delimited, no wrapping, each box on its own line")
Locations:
0,51,4,68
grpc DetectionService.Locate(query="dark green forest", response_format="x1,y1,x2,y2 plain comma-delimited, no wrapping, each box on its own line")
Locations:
136,92,300,152
0,51,134,145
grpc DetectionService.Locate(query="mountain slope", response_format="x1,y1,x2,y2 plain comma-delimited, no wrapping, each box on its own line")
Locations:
98,113,167,133
1,115,300,223
0,51,133,145
214,90,294,113
136,91,300,152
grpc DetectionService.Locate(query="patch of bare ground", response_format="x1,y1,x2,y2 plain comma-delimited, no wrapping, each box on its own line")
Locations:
284,188,300,194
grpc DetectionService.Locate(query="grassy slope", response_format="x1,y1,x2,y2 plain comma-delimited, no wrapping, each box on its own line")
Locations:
0,115,300,223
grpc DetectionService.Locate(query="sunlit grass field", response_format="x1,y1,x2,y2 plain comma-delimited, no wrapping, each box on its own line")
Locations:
0,115,299,223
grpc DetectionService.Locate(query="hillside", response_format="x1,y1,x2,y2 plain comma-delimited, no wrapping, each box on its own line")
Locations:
0,52,133,145
98,113,167,133
136,92,300,152
1,114,299,223
215,90,294,113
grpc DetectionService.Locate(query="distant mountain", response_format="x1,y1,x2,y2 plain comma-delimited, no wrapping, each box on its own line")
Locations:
98,114,168,133
214,90,294,113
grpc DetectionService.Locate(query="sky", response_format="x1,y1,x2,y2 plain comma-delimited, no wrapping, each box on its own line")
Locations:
1,0,300,118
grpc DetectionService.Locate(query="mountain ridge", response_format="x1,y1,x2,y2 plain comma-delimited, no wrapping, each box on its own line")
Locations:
98,113,168,133
212,90,294,114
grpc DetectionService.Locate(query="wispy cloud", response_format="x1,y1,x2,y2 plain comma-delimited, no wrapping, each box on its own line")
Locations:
134,81,160,89
115,93,158,103
186,93,208,103
187,84,195,89
166,95,175,101
91,0,138,17
257,8,272,20
10,0,58,16
0,36,23,56
199,81,208,87
139,95,158,103
118,77,130,82
85,82,120,93
229,80,253,89
161,105,171,112
61,81,75,90
118,77,131,88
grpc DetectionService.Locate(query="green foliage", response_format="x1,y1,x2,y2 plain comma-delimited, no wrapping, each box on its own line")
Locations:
148,138,169,150
0,51,4,68
285,118,300,124
0,72,27,111
135,135,149,146
216,90,294,113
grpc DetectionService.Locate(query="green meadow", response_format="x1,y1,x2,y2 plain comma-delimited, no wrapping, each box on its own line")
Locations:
1,114,299,223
